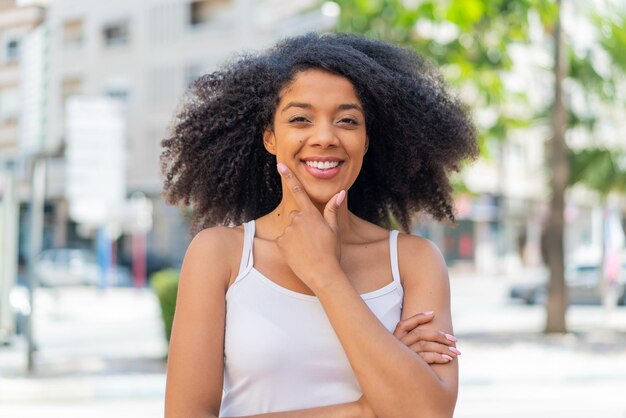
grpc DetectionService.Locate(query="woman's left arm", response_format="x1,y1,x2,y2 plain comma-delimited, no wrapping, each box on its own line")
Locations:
314,236,457,418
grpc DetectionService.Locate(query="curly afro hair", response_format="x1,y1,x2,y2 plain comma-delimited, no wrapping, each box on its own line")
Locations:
161,32,478,234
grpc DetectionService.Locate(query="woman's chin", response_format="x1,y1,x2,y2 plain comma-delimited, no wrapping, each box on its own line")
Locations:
307,191,341,207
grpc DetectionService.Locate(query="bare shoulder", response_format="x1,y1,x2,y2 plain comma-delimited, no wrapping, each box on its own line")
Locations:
182,225,244,291
396,232,449,289
189,225,243,254
187,225,242,262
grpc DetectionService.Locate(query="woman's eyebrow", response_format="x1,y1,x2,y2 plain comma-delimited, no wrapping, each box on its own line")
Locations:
337,103,363,114
281,102,363,114
281,102,311,113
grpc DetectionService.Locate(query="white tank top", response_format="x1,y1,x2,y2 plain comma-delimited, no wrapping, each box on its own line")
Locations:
219,220,404,416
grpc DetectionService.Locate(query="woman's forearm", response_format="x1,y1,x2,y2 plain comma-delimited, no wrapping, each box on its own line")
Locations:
313,271,455,418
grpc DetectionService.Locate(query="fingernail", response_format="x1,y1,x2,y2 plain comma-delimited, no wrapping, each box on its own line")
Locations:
277,163,287,174
445,334,458,342
335,190,346,206
423,311,434,316
442,354,453,361
450,347,461,355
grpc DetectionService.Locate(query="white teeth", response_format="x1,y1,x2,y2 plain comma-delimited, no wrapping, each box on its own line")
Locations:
305,160,340,170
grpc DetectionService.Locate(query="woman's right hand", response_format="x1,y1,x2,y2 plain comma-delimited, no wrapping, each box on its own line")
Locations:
393,311,461,364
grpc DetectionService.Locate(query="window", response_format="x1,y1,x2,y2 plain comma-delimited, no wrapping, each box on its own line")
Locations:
103,21,130,47
188,0,232,27
5,38,19,62
62,19,84,47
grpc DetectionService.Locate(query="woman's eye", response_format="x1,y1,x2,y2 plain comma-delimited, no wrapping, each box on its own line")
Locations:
288,116,310,123
338,118,359,125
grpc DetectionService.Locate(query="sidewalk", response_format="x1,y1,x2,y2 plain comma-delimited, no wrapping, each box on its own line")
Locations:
0,287,168,418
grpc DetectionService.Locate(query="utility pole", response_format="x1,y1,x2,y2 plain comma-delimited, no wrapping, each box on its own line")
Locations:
25,157,46,372
0,159,19,343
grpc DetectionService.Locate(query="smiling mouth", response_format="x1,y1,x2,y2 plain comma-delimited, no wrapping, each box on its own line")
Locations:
302,160,344,170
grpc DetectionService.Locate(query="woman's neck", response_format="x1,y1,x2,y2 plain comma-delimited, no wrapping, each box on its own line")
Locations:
261,196,356,241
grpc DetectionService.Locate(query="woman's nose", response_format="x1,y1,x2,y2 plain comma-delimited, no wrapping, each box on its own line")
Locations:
309,122,338,148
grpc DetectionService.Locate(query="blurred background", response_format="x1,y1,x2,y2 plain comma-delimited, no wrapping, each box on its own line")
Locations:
0,0,625,416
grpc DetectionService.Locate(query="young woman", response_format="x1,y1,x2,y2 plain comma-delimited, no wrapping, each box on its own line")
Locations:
161,33,477,418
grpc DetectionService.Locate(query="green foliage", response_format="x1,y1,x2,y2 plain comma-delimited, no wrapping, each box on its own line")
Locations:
569,49,601,86
598,12,626,73
569,3,626,115
151,268,180,344
564,3,626,198
569,148,626,196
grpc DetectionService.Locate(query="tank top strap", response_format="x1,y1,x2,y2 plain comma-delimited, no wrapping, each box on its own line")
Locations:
234,219,256,284
389,230,401,286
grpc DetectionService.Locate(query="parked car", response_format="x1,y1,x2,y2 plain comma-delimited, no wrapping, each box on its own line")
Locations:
509,264,626,305
34,248,131,287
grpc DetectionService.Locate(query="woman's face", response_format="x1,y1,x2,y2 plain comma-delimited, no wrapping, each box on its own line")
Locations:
264,69,368,206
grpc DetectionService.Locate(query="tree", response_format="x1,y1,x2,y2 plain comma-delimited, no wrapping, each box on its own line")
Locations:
544,0,568,332
329,0,626,333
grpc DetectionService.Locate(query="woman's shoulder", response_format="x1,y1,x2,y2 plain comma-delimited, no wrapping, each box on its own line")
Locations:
393,226,436,247
183,225,247,288
190,224,244,253
395,230,448,289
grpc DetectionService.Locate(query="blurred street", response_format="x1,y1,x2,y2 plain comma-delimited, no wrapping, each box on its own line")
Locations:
0,287,167,418
1,270,625,417
452,271,626,418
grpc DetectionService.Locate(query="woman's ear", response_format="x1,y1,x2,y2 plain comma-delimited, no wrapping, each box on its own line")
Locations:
364,136,369,154
263,129,276,155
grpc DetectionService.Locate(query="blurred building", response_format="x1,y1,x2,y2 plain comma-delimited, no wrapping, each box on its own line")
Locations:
453,129,549,275
414,128,550,276
41,0,334,270
0,0,45,154
0,0,46,338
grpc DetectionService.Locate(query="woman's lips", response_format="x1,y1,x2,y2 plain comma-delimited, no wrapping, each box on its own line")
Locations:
302,161,343,179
